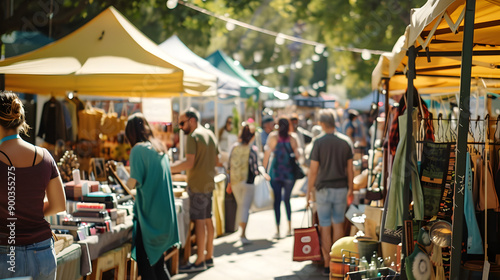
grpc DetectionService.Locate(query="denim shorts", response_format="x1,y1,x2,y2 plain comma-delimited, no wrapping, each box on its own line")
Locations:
0,238,56,280
188,189,213,220
315,188,348,227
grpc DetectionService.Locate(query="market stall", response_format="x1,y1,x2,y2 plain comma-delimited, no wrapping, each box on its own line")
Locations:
368,0,500,279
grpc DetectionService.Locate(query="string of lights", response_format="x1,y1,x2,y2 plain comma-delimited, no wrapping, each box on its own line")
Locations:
167,0,387,56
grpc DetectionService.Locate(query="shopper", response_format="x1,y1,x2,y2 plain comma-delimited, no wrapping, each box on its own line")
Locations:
0,91,66,280
171,107,218,272
218,116,237,169
306,109,354,276
263,117,301,239
125,113,180,280
228,123,270,245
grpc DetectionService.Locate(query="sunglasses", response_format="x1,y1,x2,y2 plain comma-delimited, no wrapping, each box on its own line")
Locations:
179,118,191,127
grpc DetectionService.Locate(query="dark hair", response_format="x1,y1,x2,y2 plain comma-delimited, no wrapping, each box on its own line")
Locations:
219,116,233,139
0,91,30,135
278,118,290,139
239,124,255,145
183,107,199,122
125,113,166,154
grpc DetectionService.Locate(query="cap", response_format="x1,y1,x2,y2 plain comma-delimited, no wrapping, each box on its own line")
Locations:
262,115,274,124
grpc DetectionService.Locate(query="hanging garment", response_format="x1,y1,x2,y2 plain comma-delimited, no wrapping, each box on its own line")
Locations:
477,148,500,211
464,152,484,254
37,97,68,144
385,110,424,230
470,152,482,208
420,143,450,217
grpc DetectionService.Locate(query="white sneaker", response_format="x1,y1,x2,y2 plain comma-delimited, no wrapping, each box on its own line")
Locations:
240,237,252,245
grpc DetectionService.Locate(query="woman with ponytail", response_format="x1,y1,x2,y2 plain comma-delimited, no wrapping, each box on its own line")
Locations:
263,117,301,239
0,91,66,280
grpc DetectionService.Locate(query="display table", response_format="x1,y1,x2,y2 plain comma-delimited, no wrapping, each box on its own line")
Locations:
78,217,133,275
56,244,83,280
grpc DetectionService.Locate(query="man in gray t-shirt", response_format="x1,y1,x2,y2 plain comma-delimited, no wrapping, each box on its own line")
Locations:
306,109,353,276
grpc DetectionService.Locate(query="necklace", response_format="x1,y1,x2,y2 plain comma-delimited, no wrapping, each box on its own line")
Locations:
0,134,21,145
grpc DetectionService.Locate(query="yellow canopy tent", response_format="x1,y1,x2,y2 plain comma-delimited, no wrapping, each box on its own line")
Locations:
372,0,500,95
0,6,217,97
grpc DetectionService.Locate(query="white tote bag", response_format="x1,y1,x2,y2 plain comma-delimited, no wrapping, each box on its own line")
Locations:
253,175,273,209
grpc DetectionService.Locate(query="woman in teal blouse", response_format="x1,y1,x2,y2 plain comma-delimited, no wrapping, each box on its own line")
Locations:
125,113,180,280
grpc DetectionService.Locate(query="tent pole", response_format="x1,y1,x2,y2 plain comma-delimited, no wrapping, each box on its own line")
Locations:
214,95,218,136
450,0,475,279
400,45,416,280
382,78,390,200
179,93,185,161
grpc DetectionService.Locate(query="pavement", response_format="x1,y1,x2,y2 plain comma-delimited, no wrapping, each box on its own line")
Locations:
172,195,328,280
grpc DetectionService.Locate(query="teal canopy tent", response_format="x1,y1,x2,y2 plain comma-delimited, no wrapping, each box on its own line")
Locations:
205,50,282,101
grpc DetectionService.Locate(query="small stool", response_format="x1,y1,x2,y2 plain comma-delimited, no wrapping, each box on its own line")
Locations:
125,246,138,280
87,244,128,280
164,246,179,275
182,220,197,265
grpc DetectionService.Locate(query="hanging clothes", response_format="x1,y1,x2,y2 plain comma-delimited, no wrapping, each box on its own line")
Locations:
386,94,434,158
385,110,424,230
64,97,78,141
477,147,500,211
37,97,68,145
464,152,484,254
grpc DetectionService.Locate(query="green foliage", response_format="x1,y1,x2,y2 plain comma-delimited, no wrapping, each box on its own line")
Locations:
1,0,427,98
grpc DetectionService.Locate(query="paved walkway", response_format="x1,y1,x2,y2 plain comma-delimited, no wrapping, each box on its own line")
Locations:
172,196,327,280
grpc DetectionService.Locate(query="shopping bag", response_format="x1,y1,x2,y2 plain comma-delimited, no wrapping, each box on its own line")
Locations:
253,175,273,209
100,101,121,138
293,207,322,262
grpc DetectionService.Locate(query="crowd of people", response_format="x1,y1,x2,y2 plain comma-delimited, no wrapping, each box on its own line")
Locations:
0,88,381,279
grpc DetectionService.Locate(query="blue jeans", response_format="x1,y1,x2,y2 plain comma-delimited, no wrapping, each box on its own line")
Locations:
316,188,348,226
0,238,56,280
270,179,295,226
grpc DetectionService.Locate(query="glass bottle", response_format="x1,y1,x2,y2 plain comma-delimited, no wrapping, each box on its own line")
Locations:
358,256,369,271
350,256,358,272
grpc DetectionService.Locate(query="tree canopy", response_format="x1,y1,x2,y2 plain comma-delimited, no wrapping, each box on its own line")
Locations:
1,0,426,98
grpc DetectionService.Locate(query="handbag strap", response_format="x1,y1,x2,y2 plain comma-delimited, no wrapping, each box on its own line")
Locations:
108,101,115,115
300,206,313,228
120,103,128,118
283,141,296,159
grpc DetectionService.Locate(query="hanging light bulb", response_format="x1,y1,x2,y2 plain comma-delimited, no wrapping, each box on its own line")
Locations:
275,33,285,45
277,65,287,74
361,49,372,60
314,44,325,54
226,21,236,31
295,61,303,69
166,0,178,9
